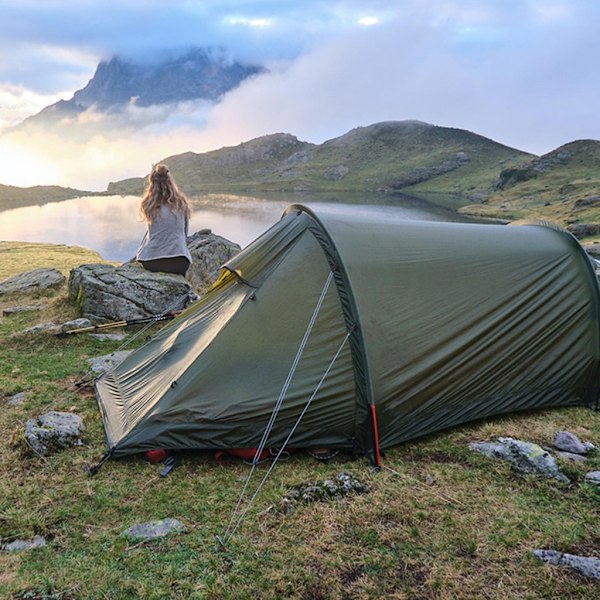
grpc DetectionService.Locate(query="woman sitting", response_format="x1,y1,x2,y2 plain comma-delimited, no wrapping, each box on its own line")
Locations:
136,164,193,276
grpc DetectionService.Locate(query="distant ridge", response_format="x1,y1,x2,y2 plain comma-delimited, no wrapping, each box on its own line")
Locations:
0,184,97,212
108,120,532,200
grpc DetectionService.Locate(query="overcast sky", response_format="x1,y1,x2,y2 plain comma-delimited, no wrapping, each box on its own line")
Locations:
0,0,599,189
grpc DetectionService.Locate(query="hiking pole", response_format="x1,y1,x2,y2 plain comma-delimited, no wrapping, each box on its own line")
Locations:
56,313,178,336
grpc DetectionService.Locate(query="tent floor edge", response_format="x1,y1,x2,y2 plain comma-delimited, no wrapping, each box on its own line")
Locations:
87,448,115,478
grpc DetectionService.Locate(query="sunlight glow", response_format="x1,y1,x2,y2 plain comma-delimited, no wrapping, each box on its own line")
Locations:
225,16,274,28
358,16,380,26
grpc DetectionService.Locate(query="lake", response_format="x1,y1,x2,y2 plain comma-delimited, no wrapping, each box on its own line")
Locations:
0,191,481,262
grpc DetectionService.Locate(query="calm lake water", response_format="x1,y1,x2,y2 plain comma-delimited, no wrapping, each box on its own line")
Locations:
0,191,479,262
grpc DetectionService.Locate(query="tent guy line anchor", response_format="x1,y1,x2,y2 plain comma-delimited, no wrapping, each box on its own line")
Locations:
219,270,339,547
218,328,351,548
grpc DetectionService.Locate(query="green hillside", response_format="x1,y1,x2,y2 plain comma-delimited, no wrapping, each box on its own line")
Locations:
460,140,600,230
107,121,532,202
0,184,99,212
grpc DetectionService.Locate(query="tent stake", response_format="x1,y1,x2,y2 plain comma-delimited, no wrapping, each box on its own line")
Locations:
370,403,382,469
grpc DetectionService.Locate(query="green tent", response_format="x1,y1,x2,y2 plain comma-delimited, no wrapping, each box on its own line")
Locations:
96,205,600,462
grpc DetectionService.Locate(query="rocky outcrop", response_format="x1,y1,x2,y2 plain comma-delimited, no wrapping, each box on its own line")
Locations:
567,223,600,239
68,263,193,323
67,231,239,322
186,229,241,291
121,518,188,541
25,411,84,456
533,549,600,580
0,268,64,296
469,437,570,483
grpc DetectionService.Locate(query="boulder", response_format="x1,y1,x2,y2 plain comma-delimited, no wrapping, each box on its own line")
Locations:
469,437,570,483
7,391,27,406
1,535,47,552
121,518,188,541
533,549,600,580
2,304,42,316
0,268,64,296
584,471,600,486
555,451,587,463
25,411,84,456
554,431,589,455
68,263,193,323
87,351,134,375
186,229,241,291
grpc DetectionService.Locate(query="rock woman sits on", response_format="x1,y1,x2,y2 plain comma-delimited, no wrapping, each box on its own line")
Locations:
136,164,193,276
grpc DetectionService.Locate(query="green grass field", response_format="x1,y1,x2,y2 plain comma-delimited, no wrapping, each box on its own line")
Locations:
1,245,599,599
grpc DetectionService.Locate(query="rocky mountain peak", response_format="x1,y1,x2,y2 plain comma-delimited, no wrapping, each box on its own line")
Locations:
19,47,264,129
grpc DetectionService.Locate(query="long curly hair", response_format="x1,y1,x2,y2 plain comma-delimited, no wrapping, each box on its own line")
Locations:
139,164,191,223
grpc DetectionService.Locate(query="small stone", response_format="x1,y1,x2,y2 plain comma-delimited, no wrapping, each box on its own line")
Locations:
0,268,64,296
87,351,134,375
533,549,600,580
122,518,187,541
583,442,597,453
554,431,588,455
2,305,42,316
7,391,26,406
88,333,127,341
60,318,92,333
21,322,61,335
555,451,588,463
2,535,47,552
584,471,600,486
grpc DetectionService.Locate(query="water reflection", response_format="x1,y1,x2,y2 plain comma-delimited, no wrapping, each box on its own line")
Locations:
0,191,479,262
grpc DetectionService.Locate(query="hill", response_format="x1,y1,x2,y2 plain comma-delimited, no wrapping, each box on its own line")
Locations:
108,121,532,203
0,184,98,212
460,140,600,227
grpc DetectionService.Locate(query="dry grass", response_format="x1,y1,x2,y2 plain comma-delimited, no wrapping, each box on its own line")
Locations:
0,245,599,599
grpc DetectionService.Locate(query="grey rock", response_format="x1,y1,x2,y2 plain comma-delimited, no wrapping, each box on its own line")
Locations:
89,333,127,341
469,441,508,459
186,230,241,291
584,471,600,485
583,442,597,453
2,535,47,552
7,391,26,406
324,165,349,181
122,518,187,541
554,431,588,455
470,437,570,483
555,451,587,463
281,472,370,514
68,263,193,322
2,304,42,316
24,411,84,456
533,549,600,580
0,268,64,296
87,351,134,375
21,322,61,335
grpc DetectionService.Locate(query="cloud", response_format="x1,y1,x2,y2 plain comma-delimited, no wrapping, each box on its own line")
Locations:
0,1,599,189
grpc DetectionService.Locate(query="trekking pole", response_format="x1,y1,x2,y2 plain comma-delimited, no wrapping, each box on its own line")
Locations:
56,313,178,336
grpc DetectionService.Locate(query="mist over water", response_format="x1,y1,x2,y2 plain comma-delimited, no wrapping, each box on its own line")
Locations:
0,192,479,262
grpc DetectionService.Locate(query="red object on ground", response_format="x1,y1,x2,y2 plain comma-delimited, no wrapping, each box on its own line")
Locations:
214,448,271,464
145,449,169,463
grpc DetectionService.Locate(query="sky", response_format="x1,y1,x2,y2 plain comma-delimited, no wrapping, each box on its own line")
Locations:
0,0,599,190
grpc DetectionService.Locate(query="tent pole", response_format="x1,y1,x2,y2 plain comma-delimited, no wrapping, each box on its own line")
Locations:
369,403,382,469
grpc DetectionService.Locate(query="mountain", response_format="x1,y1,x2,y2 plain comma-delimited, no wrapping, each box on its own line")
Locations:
108,121,532,202
0,184,97,212
461,139,600,226
19,48,263,129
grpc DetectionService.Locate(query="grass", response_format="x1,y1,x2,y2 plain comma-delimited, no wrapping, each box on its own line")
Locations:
1,245,600,599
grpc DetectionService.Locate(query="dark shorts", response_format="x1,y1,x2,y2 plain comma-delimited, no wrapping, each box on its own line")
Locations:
140,256,190,276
